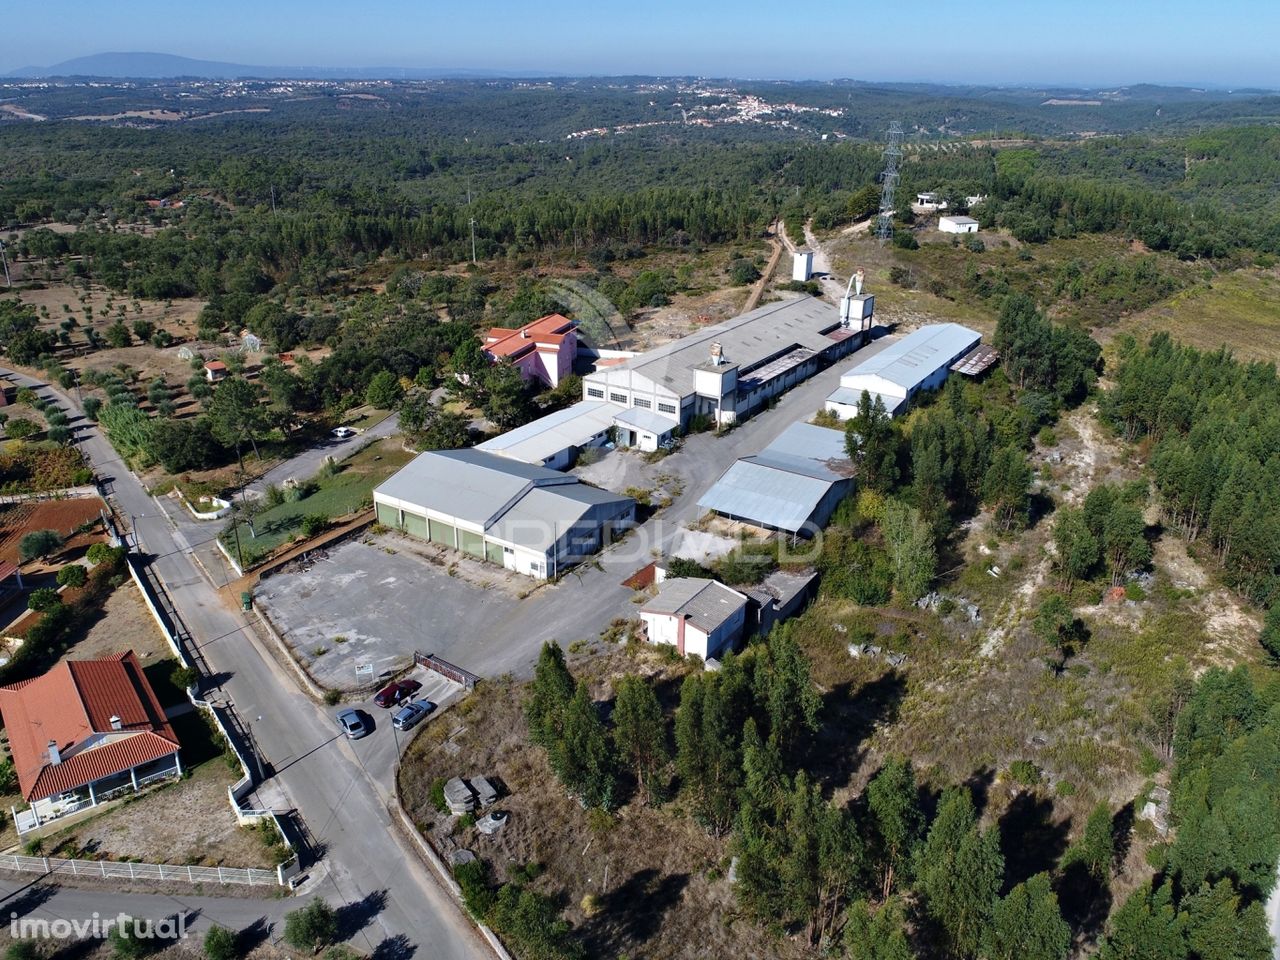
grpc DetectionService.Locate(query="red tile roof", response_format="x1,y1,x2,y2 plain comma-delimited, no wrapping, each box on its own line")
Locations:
484,314,575,361
204,361,228,371
0,651,179,802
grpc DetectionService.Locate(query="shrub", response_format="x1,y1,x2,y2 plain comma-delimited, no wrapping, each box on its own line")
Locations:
431,778,448,813
263,484,286,507
1008,760,1041,787
301,514,327,538
203,926,237,960
5,939,39,960
55,564,87,588
0,758,19,794
1124,580,1146,601
282,900,338,953
171,664,199,690
47,426,71,445
323,688,342,706
19,529,62,562
87,542,121,565
108,924,152,959
5,418,39,440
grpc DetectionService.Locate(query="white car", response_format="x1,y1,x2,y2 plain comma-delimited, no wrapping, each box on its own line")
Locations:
331,426,356,439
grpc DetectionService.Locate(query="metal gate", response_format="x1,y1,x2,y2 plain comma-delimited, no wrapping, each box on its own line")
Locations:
414,652,480,691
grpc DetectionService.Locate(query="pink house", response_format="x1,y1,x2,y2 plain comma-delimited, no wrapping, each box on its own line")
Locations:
484,314,578,388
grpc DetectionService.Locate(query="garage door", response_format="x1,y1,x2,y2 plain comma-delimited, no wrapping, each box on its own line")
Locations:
403,511,428,539
485,541,504,565
428,517,455,547
458,529,485,559
376,503,401,528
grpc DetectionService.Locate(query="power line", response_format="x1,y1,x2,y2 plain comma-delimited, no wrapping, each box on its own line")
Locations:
875,121,904,246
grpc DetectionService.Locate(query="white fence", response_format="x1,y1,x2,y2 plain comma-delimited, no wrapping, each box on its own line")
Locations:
0,852,279,887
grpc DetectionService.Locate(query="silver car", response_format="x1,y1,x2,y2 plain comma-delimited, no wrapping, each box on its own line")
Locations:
337,708,369,739
392,700,434,731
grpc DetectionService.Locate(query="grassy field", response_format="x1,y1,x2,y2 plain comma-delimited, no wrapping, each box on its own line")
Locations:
221,436,414,567
1106,267,1280,363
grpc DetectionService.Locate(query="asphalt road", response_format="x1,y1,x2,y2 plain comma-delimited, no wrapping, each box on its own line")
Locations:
0,369,487,959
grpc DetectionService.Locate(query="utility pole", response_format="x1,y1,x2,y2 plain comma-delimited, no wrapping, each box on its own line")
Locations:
470,217,478,265
270,185,277,215
0,240,10,288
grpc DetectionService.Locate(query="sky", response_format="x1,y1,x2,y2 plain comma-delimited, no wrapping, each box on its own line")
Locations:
4,0,1278,88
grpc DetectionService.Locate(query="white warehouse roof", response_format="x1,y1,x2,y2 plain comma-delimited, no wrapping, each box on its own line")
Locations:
476,400,617,465
838,323,980,393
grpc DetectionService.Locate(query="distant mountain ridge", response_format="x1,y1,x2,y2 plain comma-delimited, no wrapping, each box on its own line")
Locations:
6,51,521,80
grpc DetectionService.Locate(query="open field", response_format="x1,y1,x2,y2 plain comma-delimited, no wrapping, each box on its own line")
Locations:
1106,267,1280,363
221,436,414,568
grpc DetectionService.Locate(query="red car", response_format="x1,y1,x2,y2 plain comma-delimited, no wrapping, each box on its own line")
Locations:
374,679,422,708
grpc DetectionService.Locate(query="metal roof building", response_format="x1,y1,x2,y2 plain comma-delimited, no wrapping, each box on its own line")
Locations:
697,422,855,535
826,323,981,420
476,401,619,470
584,295,862,429
640,577,750,661
374,449,634,579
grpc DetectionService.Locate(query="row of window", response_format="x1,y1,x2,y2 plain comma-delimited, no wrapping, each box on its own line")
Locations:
585,383,678,418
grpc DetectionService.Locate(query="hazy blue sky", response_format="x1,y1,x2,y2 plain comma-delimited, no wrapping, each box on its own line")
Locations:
5,0,1277,87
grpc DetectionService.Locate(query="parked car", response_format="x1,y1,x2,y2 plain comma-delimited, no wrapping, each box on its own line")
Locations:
336,708,369,740
374,679,423,708
392,699,435,731
331,426,356,439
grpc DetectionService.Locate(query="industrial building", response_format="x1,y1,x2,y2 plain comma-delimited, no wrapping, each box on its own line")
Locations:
583,295,866,429
698,421,855,536
373,449,635,579
476,400,619,469
939,215,980,234
825,323,982,420
640,577,750,661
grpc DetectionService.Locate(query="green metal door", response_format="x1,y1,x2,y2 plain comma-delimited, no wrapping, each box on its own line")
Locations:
428,517,456,546
458,529,485,559
403,511,428,539
376,503,401,528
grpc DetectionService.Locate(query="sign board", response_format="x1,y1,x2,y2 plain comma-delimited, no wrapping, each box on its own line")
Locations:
355,662,375,682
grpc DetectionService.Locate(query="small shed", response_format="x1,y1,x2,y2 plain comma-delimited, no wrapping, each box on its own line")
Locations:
939,215,980,234
792,249,813,282
204,360,229,383
640,577,749,661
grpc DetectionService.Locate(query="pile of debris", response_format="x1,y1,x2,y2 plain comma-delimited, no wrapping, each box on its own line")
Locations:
1137,786,1171,837
848,643,907,668
915,591,981,623
443,775,500,815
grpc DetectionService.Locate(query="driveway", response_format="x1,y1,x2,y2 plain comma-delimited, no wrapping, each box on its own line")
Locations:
242,413,401,499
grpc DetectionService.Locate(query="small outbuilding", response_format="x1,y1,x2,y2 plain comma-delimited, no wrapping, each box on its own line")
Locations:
939,215,980,234
204,360,228,383
640,577,749,661
792,249,814,282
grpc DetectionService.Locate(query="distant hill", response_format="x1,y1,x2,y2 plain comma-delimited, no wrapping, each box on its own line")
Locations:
5,51,520,80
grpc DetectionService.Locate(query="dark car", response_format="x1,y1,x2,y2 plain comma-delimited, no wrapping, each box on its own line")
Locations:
392,700,435,731
336,708,369,740
374,679,423,708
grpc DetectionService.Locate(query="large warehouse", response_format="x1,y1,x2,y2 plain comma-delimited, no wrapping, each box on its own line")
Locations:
583,295,867,429
825,323,981,420
697,422,854,536
373,449,635,579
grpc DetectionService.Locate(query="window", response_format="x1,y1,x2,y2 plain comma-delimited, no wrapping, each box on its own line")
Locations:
633,397,651,409
658,402,677,415
586,387,604,399
609,392,627,404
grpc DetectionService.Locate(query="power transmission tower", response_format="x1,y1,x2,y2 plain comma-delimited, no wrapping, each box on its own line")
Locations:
875,121,904,245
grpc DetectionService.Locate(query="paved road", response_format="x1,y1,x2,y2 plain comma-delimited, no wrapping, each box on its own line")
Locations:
0,369,487,959
242,413,401,500
0,874,298,939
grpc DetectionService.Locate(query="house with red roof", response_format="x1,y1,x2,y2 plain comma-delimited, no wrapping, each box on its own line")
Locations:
204,360,229,382
483,314,577,388
0,651,182,831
